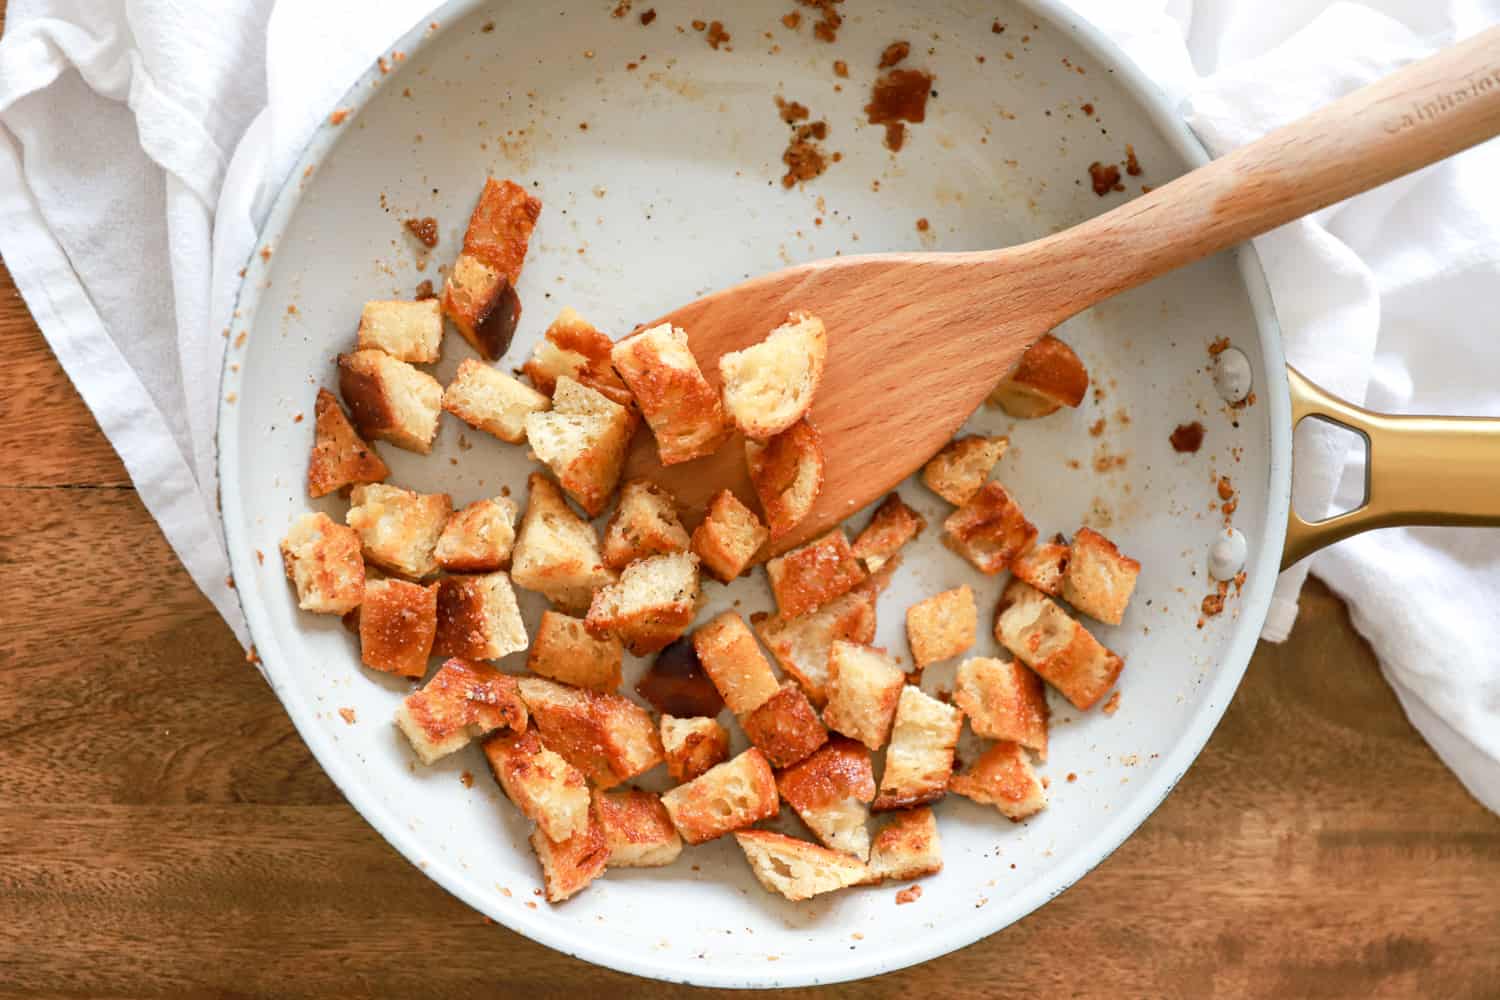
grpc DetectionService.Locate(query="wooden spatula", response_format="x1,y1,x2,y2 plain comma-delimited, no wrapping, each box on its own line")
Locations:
624,27,1500,553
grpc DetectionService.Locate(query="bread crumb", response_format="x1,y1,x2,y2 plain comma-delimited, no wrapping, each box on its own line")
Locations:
879,41,910,68
461,770,475,788
1102,692,1120,716
1089,161,1122,195
895,885,922,904
640,8,656,25
1125,144,1142,176
329,108,350,125
339,707,357,725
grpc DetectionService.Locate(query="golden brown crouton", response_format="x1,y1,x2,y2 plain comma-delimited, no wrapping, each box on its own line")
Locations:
602,479,690,571
516,677,664,788
872,685,963,811
396,658,527,765
358,578,438,677
906,585,977,669
987,333,1089,418
734,830,867,901
690,489,770,582
754,587,877,706
741,682,828,768
1012,534,1070,597
346,483,452,579
442,358,550,445
765,529,867,619
776,737,876,859
949,740,1047,820
1062,527,1141,625
357,299,443,363
462,177,542,284
718,311,828,440
659,715,731,782
954,657,1049,756
860,807,942,884
850,493,925,572
585,552,700,655
337,349,443,454
943,481,1038,575
442,178,540,360
611,322,730,465
822,641,905,750
432,572,528,661
280,512,364,614
922,435,1009,506
693,611,782,717
745,419,825,538
525,377,635,517
635,638,727,718
435,497,518,573
523,307,633,407
511,473,615,614
308,388,388,498
592,788,683,867
484,726,592,842
994,578,1123,710
661,748,779,844
530,813,609,903
527,610,623,691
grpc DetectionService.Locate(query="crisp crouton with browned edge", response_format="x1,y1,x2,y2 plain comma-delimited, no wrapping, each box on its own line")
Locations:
1062,527,1141,625
484,726,591,842
357,299,443,363
850,492,925,573
988,333,1089,419
741,681,828,768
442,178,539,360
949,740,1047,821
346,483,452,579
822,641,905,751
281,512,364,614
661,748,779,844
660,714,731,782
585,551,700,655
435,497,518,573
396,658,527,765
308,388,388,498
954,657,1049,756
442,359,550,444
526,377,635,517
906,585,977,669
745,419,824,538
691,489,770,582
530,814,609,902
358,578,438,677
943,481,1038,575
777,737,876,859
337,349,443,453
523,307,633,407
527,610,623,691
860,806,942,884
593,788,683,868
734,830,867,901
754,587,877,706
517,677,663,788
693,611,782,717
432,572,528,661
765,529,867,619
602,479,690,571
510,473,615,614
611,322,730,465
718,312,828,440
922,435,1009,506
1012,534,1070,597
872,685,963,811
995,578,1123,711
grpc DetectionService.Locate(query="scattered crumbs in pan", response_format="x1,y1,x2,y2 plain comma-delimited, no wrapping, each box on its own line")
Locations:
640,8,656,25
1088,161,1123,195
1125,144,1143,176
833,59,849,77
1102,692,1120,716
1081,102,1095,116
781,11,801,29
1092,448,1127,473
260,245,273,261
339,707,357,725
895,885,922,905
461,770,475,788
329,108,350,126
1067,772,1078,783
879,41,910,68
777,98,831,187
291,413,303,424
866,68,934,152
798,0,844,43
692,18,706,30
1208,337,1231,356
481,20,495,32
404,216,439,248
499,886,512,897
776,97,810,122
255,549,266,564
612,0,632,16
706,20,731,49
286,304,298,315
414,279,436,300
1089,418,1106,437
1170,421,1205,454
915,217,930,232
234,331,248,348
1217,476,1234,502
992,20,1006,33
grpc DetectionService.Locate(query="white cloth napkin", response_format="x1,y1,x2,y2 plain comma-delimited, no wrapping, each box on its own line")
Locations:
2,0,1498,812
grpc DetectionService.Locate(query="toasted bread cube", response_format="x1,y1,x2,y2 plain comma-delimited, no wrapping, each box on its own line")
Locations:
823,641,905,750
949,740,1047,820
850,493,925,572
523,307,633,406
872,685,963,811
734,830,867,901
602,479,690,571
433,572,528,661
660,715,731,782
765,529,866,619
661,748,778,844
693,611,781,716
586,552,700,655
463,177,541,284
718,312,828,440
484,726,591,842
741,682,828,768
443,178,540,360
690,489,770,582
995,578,1123,710
526,378,635,517
754,588,877,706
346,483,452,579
943,482,1038,575
527,611,623,691
906,585,977,669
516,677,664,788
860,807,942,884
357,299,442,363
987,333,1089,418
442,359,550,444
745,419,824,538
530,815,609,903
611,323,730,465
337,349,442,453
397,658,527,764
922,435,1009,506
593,788,683,868
1012,534,1070,597
954,657,1048,756
308,388,388,498
1062,527,1141,625
777,737,876,859
511,473,615,614
435,497,518,573
280,512,364,614
358,578,438,677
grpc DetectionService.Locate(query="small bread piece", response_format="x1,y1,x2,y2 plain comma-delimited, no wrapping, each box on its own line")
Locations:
611,323,730,465
754,587,877,705
397,658,527,765
949,740,1047,821
602,479,690,571
740,682,828,768
1012,534,1070,597
523,307,633,407
691,490,770,582
860,806,942,884
693,611,782,717
435,498,518,573
308,388,388,498
987,333,1089,418
484,726,591,842
872,685,963,812
346,483,452,580
357,299,443,363
823,641,905,750
943,482,1039,575
718,311,828,440
462,177,542,284
745,419,825,538
337,349,443,453
443,178,540,360
906,585,977,669
442,359,550,445
358,578,439,677
592,788,683,868
516,677,664,788
526,377,635,517
432,573,528,661
661,749,779,845
585,552,700,655
734,830,867,901
954,657,1049,756
530,815,609,903
765,529,867,619
1062,527,1141,626
776,737,876,860
922,435,1009,506
994,578,1123,711
511,473,615,614
280,512,364,614
850,493,925,573
527,611,623,691
660,715,731,782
